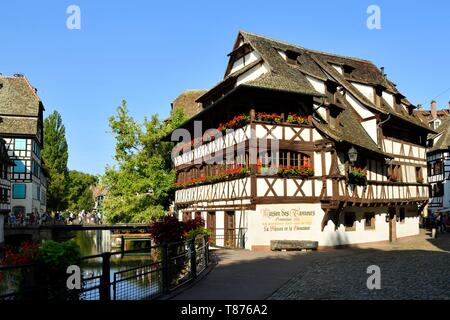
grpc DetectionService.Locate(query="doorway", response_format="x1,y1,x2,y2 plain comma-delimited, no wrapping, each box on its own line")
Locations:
207,212,216,245
224,211,236,248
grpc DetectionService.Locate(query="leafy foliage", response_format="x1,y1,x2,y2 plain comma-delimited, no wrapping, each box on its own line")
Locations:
101,100,186,223
43,111,69,212
67,170,98,212
148,215,186,244
38,240,81,270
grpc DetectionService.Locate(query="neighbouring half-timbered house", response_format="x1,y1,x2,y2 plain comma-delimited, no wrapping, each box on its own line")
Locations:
0,137,13,247
0,74,48,218
168,31,434,250
426,117,450,215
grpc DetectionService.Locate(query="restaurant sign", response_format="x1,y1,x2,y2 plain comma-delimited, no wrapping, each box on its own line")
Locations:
261,208,315,232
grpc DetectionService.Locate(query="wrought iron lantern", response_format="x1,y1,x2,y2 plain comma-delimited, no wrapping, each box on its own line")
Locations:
348,146,358,166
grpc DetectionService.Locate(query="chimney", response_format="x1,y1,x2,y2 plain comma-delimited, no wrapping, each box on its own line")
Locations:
431,100,437,119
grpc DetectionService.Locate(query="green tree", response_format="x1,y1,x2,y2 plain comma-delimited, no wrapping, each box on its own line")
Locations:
101,100,186,223
43,111,69,212
67,170,98,212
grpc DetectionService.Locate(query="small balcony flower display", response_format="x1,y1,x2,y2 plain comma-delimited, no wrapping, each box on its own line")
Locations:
174,165,249,189
277,165,314,178
286,113,309,125
256,112,282,123
348,167,367,185
218,114,250,133
389,173,401,182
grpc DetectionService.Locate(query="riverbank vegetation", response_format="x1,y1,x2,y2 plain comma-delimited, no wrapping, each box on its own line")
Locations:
101,100,186,223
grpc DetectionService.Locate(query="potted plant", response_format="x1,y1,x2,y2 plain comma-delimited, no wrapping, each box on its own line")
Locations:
348,167,367,185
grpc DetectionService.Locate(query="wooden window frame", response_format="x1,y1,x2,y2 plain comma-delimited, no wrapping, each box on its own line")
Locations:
364,212,376,230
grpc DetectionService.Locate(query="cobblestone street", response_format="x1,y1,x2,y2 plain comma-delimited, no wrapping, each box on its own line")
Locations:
269,230,450,300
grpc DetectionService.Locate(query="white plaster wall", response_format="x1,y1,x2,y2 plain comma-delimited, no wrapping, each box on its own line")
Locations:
245,203,323,249
236,63,269,86
230,51,261,74
243,204,419,249
277,49,287,61
306,76,326,94
215,211,225,247
351,82,375,103
396,215,420,238
361,119,378,144
345,93,375,119
331,64,343,75
319,208,390,246
382,91,394,108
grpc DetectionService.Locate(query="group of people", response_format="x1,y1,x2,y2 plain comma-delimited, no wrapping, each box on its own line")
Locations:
6,211,55,226
66,210,103,225
6,210,103,226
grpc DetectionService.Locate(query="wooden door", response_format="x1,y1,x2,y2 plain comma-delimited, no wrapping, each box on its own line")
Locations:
224,211,236,248
388,207,397,242
207,212,216,245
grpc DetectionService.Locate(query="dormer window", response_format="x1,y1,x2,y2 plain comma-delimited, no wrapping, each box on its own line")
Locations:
342,64,355,75
433,119,441,129
285,50,300,64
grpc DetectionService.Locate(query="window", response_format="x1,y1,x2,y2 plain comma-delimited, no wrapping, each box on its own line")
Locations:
433,182,444,197
286,50,300,64
13,160,26,174
12,184,26,199
399,208,406,223
278,151,311,168
364,213,376,230
32,140,41,159
32,160,40,178
182,212,191,222
434,160,443,175
0,188,8,203
33,183,40,200
1,164,7,179
388,164,402,182
344,212,356,231
416,167,424,183
14,139,27,150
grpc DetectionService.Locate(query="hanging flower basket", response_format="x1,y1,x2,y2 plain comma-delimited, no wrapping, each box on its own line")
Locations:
348,167,367,185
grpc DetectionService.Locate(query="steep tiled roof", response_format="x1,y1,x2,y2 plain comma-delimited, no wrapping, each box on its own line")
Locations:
0,75,41,117
313,93,388,156
171,90,207,119
0,117,38,136
429,117,450,152
0,75,42,136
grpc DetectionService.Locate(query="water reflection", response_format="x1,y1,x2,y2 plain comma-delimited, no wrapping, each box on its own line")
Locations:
73,230,159,300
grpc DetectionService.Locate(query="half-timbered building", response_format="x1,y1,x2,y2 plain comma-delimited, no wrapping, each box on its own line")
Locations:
0,74,48,218
0,137,12,246
426,117,450,214
169,31,434,250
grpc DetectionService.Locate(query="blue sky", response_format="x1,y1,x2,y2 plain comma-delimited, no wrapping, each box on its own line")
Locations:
1,0,449,175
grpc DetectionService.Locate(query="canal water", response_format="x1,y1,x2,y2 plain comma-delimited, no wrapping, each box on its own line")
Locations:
73,230,159,300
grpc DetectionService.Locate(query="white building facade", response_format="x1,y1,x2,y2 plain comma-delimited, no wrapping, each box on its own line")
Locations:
0,75,48,220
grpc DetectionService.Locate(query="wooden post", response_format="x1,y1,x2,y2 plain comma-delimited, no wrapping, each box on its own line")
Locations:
161,243,170,294
100,252,111,300
190,239,197,279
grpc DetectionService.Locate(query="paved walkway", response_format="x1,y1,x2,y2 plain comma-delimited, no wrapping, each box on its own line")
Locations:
172,230,450,300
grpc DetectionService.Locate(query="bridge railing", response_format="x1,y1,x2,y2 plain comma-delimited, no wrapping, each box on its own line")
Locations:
0,235,210,301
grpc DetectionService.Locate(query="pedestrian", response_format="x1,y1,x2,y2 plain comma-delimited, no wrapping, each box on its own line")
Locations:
436,213,443,233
